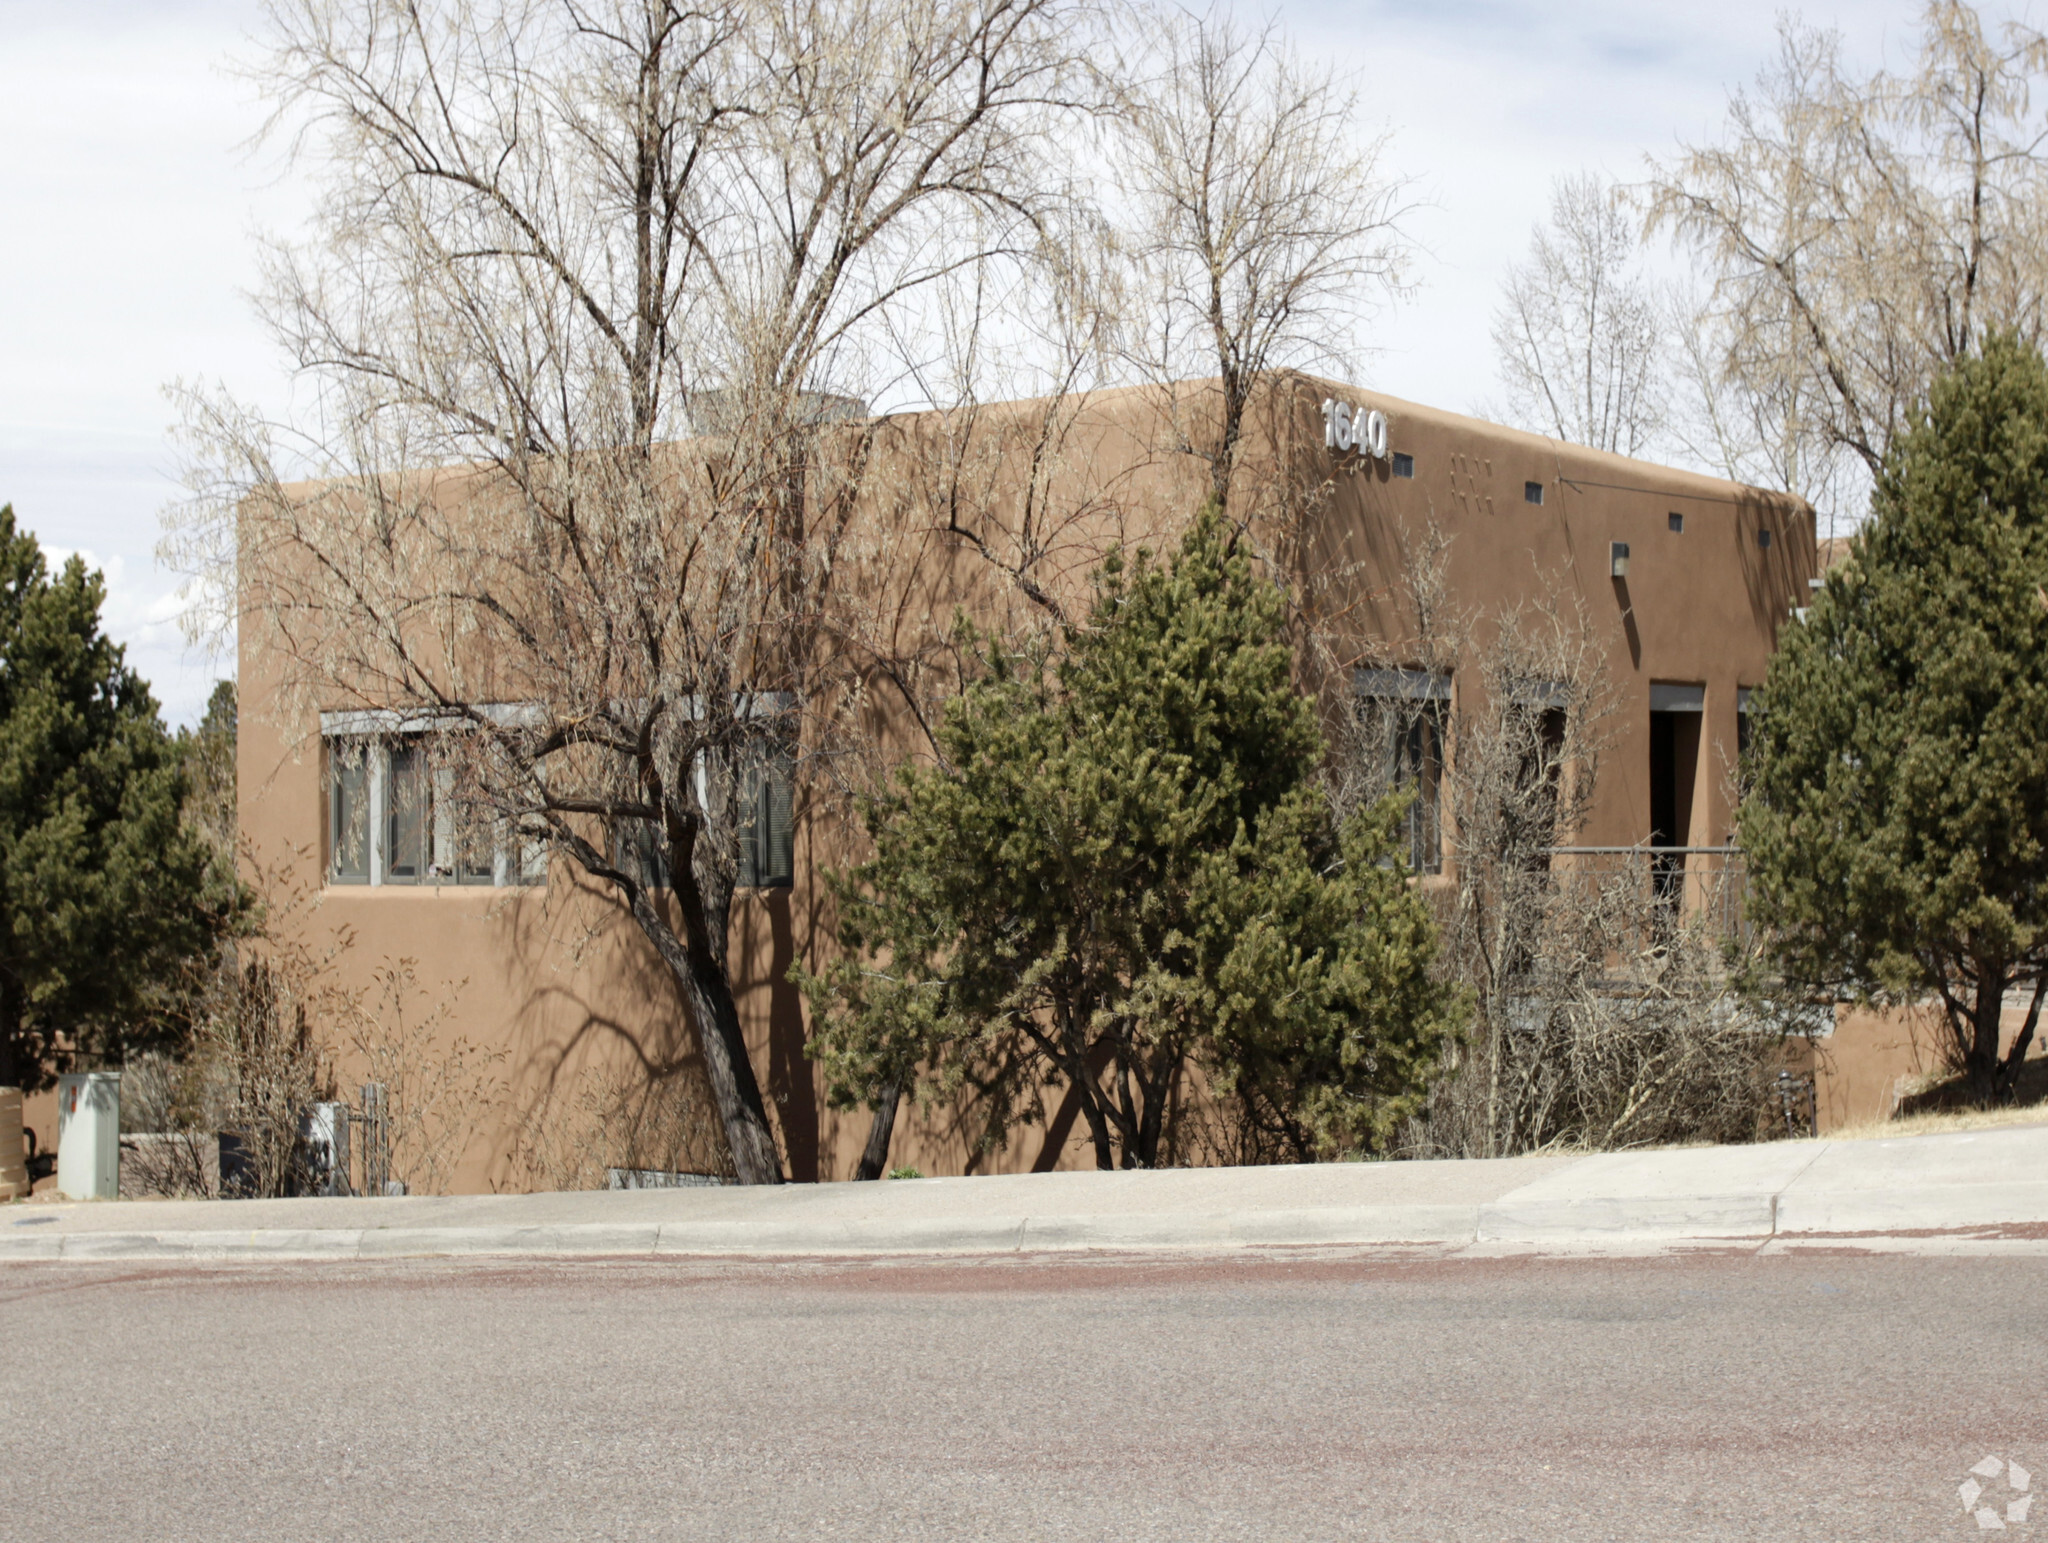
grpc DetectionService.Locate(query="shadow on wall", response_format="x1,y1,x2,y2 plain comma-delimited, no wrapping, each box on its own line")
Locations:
1808,1000,2003,1131
1737,493,1807,641
488,868,733,1190
734,888,820,1181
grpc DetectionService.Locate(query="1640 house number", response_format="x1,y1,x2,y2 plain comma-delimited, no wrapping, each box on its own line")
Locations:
1322,398,1388,460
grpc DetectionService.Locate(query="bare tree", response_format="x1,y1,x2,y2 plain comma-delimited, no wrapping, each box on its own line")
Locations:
1114,7,1411,506
1646,3,2048,509
1427,594,1614,1158
176,0,1093,1184
1489,173,1665,457
1334,530,1775,1159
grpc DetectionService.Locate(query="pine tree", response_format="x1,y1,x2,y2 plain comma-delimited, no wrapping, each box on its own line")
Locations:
0,506,238,1090
800,504,1461,1171
1742,334,2048,1104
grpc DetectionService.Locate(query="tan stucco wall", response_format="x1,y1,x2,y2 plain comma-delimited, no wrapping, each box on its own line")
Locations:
237,376,1821,1190
1304,390,1810,854
1806,1000,2048,1131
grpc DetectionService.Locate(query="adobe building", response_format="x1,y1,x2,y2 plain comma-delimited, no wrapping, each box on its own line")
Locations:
216,372,1966,1193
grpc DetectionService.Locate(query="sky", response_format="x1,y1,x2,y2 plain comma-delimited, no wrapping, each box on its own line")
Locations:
0,0,1959,725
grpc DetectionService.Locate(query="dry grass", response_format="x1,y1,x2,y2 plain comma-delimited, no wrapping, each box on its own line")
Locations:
1816,1055,2048,1142
1822,1102,2048,1142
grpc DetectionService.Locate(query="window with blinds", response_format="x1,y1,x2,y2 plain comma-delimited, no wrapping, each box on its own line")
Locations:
736,742,795,889
610,739,794,892
325,732,545,888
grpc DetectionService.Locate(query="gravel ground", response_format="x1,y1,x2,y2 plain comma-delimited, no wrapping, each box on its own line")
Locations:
1,1248,2040,1541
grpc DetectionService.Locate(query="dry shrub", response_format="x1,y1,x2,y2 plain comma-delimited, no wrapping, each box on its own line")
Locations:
1411,885,1780,1158
116,1052,222,1197
209,957,331,1196
1162,1092,1296,1168
1320,529,1783,1160
116,1135,217,1199
342,959,507,1196
115,945,327,1201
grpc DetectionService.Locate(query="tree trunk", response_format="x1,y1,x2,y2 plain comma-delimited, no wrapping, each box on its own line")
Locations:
668,812,785,1187
1959,968,2007,1108
680,950,785,1186
1132,1055,1182,1169
853,1081,901,1180
1051,1002,1118,1170
1997,977,2046,1100
1081,1095,1116,1170
592,834,783,1186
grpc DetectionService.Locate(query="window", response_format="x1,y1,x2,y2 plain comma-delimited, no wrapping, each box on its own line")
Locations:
323,724,545,889
451,807,501,886
1757,527,1772,549
1506,681,1569,866
1355,669,1449,874
329,747,370,884
615,815,670,890
1392,452,1414,479
384,741,429,883
1668,512,1684,533
737,741,796,889
1524,481,1545,505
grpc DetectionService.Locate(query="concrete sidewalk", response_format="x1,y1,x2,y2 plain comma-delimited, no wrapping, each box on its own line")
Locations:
4,1123,2045,1263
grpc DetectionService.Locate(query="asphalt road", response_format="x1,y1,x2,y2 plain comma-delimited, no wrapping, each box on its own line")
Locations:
2,1248,2041,1541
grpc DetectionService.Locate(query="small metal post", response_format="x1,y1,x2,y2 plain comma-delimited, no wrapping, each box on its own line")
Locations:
360,1082,389,1196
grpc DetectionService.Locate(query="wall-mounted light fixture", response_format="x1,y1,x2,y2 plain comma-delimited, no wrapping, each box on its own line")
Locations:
1610,541,1630,579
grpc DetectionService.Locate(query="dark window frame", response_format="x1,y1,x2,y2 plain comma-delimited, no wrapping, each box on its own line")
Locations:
1354,670,1450,876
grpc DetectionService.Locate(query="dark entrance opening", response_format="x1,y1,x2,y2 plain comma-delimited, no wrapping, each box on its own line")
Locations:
1649,684,1704,906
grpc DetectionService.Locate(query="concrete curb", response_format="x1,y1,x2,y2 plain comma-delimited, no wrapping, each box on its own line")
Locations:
1476,1194,1776,1241
5,1188,2045,1263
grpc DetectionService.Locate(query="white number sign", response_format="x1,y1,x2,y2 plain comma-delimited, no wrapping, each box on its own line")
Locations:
1322,398,1388,460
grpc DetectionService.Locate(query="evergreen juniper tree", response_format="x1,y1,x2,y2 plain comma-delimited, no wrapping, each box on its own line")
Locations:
1741,333,2048,1105
0,505,237,1091
800,504,1461,1171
